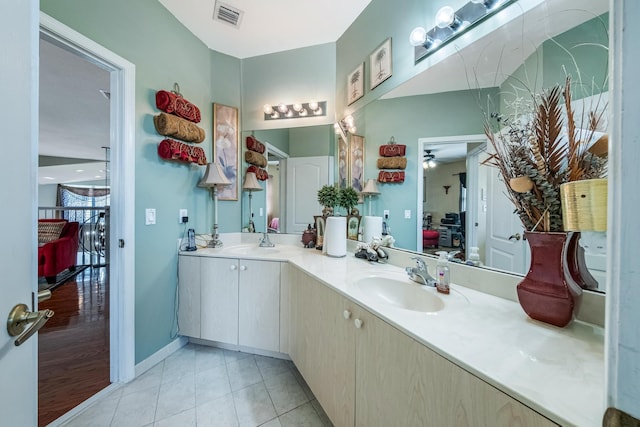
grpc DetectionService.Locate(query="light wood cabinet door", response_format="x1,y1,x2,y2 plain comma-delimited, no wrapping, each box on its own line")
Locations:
238,259,281,352
289,267,355,427
354,308,557,427
177,255,201,338
279,263,292,354
201,257,239,344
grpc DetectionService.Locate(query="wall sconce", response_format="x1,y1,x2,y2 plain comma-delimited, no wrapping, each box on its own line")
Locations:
263,101,326,121
423,150,437,169
334,115,357,138
410,0,516,64
198,162,232,247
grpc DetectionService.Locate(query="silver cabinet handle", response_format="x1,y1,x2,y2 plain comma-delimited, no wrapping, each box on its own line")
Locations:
7,303,54,346
240,265,247,271
230,264,237,271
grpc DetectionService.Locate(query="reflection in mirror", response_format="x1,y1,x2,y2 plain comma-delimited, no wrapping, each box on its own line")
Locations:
360,1,609,292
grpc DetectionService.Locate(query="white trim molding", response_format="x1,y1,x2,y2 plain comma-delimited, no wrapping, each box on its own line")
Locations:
39,12,137,383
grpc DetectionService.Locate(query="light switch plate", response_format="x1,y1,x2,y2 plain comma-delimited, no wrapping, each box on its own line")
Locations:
179,208,188,223
145,208,156,225
404,209,411,219
383,210,390,217
259,207,264,217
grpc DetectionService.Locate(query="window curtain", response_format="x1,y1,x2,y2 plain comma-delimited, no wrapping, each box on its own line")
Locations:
56,184,110,222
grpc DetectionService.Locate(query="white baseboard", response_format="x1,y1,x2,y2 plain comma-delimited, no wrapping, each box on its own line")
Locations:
134,336,188,377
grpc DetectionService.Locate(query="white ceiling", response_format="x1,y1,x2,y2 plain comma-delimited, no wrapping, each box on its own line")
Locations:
157,0,372,59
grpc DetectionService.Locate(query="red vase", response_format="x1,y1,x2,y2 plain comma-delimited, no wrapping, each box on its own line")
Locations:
516,231,583,327
566,232,598,289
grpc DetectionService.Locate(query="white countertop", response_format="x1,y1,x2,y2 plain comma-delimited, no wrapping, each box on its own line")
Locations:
182,240,604,427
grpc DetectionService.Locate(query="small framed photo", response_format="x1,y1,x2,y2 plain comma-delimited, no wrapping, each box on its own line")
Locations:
370,37,392,90
347,62,364,105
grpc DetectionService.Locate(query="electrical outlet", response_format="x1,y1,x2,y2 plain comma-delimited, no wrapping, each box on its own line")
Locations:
179,209,188,223
404,209,411,219
145,208,156,225
383,210,390,218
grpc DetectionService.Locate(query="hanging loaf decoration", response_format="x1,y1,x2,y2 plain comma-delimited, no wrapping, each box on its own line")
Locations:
377,157,407,170
155,90,201,123
246,135,266,154
244,150,267,168
378,171,405,183
157,138,207,165
247,165,269,181
154,112,205,143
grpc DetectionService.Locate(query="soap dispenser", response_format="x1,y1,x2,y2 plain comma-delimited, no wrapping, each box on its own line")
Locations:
435,251,450,294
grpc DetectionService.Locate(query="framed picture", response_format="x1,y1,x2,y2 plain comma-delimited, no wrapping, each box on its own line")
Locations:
349,134,365,192
337,136,348,189
347,62,364,105
370,37,392,90
347,215,362,240
213,103,239,200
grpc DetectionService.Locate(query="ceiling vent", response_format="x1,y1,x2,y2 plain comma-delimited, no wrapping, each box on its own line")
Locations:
213,1,243,28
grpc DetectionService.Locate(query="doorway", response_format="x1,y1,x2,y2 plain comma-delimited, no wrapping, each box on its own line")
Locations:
38,12,136,425
266,143,288,233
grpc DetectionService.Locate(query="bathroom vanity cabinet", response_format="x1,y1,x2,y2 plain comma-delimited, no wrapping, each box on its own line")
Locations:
178,255,282,353
289,265,557,427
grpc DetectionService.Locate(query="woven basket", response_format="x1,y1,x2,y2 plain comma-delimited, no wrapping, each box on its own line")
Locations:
560,178,607,231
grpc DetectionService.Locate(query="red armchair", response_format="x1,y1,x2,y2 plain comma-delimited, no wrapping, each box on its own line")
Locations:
38,219,79,284
423,229,440,249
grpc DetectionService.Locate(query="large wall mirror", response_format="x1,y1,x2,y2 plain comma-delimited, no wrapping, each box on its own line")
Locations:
242,0,609,293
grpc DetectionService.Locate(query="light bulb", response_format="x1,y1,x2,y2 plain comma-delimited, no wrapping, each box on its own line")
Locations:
293,103,303,112
435,6,455,28
299,108,308,116
334,123,341,134
313,107,323,115
308,101,319,111
428,159,437,168
409,27,427,46
344,115,354,126
278,103,288,114
263,104,273,115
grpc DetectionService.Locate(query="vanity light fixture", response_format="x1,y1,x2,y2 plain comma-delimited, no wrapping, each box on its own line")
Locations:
411,0,517,64
335,115,357,138
242,171,263,233
198,162,232,247
361,179,381,216
263,101,326,121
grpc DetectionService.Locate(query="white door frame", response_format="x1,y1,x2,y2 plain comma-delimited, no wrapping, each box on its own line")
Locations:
40,13,136,383
416,134,486,251
466,142,487,252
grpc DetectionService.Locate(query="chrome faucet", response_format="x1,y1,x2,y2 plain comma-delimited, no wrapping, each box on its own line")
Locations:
405,257,437,287
259,232,275,248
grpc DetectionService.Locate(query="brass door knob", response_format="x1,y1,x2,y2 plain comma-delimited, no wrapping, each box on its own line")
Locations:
6,303,54,346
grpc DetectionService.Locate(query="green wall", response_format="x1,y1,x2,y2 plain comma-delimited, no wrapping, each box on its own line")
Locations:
288,125,335,158
41,0,241,363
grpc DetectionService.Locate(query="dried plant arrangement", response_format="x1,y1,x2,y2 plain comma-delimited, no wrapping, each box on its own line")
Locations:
483,76,607,232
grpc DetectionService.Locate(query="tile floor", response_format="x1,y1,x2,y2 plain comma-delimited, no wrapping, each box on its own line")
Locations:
60,343,333,427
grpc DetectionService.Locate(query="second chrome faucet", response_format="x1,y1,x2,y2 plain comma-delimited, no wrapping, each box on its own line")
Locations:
405,257,437,287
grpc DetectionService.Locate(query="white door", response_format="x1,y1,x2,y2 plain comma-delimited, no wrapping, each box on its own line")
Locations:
0,0,39,424
285,156,334,233
485,168,528,274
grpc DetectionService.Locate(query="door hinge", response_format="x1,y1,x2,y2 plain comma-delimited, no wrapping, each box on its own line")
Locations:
119,239,125,248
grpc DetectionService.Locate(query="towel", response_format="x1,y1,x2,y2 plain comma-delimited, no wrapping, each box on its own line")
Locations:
377,157,407,170
158,138,207,165
155,90,201,123
378,144,406,157
246,136,266,154
247,165,269,181
378,171,405,183
244,150,267,168
154,113,205,143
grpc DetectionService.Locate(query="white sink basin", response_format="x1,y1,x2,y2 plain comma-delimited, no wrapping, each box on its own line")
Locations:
353,275,445,313
226,244,280,255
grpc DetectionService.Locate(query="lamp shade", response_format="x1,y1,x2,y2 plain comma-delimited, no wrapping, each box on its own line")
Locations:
361,179,381,195
242,171,263,192
198,162,231,188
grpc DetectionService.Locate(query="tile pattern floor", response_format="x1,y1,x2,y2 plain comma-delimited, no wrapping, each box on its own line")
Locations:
61,343,333,427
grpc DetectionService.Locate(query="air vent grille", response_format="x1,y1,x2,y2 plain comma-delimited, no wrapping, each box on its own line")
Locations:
213,1,243,28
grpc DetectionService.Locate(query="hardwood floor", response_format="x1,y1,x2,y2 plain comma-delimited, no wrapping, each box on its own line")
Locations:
38,267,110,427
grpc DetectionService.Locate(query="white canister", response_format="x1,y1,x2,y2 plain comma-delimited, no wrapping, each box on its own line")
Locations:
325,216,347,257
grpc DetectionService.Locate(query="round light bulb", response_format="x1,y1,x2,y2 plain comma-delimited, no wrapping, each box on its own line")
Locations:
278,103,288,114
334,123,341,134
313,107,323,115
293,103,303,112
409,27,427,46
435,6,455,28
308,101,318,111
263,104,273,115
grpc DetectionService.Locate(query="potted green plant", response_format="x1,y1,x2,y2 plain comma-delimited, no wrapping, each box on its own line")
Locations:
339,187,360,216
317,184,339,216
